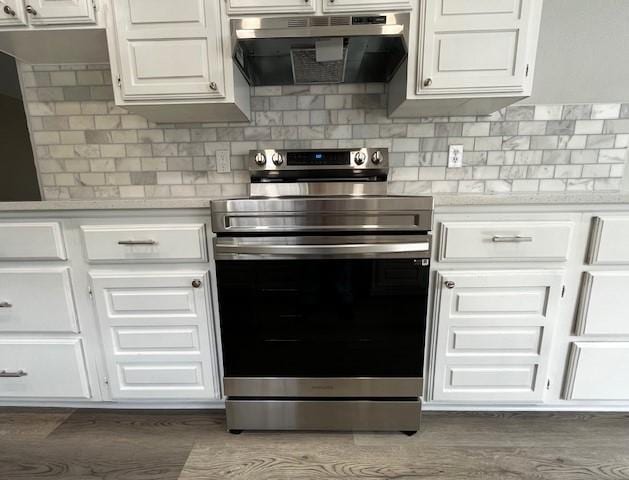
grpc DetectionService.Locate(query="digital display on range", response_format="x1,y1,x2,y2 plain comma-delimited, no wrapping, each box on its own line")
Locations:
287,151,350,166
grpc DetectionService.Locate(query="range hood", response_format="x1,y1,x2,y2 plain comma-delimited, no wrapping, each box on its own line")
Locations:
231,14,409,86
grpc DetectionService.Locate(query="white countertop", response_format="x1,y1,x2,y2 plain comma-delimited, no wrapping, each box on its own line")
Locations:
0,192,628,212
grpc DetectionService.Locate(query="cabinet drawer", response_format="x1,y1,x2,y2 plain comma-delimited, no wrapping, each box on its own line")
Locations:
0,339,90,399
565,342,629,400
588,216,629,264
0,223,67,261
0,268,78,333
81,224,207,263
577,272,629,335
438,221,573,262
227,0,315,15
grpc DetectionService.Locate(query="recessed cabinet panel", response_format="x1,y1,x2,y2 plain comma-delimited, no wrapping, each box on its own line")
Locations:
438,221,573,262
323,0,411,13
449,365,536,389
0,268,78,333
128,0,204,25
451,327,542,354
577,272,629,335
420,0,534,93
27,0,96,25
588,216,629,264
565,342,629,400
432,270,563,403
108,289,195,316
114,327,200,353
441,0,520,15
227,0,315,15
434,31,517,75
0,339,90,399
455,288,547,315
90,272,219,400
112,0,225,100
0,222,67,260
0,0,28,27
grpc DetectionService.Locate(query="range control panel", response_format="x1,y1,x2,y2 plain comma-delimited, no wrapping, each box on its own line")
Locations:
250,148,388,171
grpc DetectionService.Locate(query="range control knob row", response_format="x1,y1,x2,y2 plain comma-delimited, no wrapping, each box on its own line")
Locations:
354,151,366,165
254,152,266,166
272,152,283,166
371,150,384,165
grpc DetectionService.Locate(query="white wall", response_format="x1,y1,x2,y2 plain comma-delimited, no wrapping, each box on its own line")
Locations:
525,0,629,104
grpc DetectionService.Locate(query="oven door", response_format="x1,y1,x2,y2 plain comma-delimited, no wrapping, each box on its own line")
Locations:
215,235,430,397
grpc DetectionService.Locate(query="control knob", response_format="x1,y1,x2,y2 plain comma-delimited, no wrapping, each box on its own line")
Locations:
272,152,284,166
254,152,266,166
371,150,384,165
354,151,366,165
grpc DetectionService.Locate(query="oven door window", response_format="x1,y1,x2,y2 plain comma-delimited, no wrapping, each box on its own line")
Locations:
216,259,429,377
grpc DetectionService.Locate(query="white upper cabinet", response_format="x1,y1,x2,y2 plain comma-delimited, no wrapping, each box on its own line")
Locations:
0,0,95,27
0,0,28,27
227,0,315,15
418,0,539,94
110,0,225,101
323,0,411,13
25,0,96,25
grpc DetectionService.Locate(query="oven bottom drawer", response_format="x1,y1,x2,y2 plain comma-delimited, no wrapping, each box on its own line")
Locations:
226,399,422,432
225,377,422,397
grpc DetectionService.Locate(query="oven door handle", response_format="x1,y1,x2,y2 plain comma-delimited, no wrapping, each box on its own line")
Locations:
214,240,431,260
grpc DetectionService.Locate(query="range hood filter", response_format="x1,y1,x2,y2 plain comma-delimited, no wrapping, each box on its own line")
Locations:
291,48,348,84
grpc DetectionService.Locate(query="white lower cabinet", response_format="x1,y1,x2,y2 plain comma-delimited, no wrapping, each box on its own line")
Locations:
431,270,564,403
0,339,91,399
565,342,629,401
90,271,220,400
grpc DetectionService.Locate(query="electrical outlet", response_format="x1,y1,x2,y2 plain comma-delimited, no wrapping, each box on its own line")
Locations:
216,150,231,173
448,145,463,168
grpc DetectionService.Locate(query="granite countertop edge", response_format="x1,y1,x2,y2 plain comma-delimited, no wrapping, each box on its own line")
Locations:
0,192,628,212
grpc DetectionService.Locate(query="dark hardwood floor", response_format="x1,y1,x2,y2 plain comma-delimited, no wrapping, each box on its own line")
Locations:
1,409,629,479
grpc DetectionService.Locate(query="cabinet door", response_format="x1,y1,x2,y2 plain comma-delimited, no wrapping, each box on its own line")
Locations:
588,216,629,264
111,0,225,100
0,0,28,27
431,270,563,403
90,271,220,400
227,0,315,15
323,0,411,13
419,0,538,94
576,272,629,335
565,342,629,401
25,0,95,25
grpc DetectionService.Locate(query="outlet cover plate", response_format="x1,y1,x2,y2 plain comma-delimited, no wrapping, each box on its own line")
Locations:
448,145,463,168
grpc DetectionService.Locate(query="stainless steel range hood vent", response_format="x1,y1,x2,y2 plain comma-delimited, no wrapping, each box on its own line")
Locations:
232,14,409,86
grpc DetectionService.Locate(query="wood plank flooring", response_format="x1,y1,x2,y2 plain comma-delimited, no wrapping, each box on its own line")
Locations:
1,409,628,479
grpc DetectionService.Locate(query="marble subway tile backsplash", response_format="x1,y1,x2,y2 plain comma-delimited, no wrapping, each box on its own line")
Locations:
20,63,629,200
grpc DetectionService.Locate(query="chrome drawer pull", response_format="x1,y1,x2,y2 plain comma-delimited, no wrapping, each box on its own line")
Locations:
0,369,27,378
0,302,12,308
117,240,158,246
492,235,533,243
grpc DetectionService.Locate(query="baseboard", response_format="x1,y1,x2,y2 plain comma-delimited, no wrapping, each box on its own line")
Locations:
0,400,226,409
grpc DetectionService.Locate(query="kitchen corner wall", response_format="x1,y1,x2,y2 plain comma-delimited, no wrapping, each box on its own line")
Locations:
20,63,629,200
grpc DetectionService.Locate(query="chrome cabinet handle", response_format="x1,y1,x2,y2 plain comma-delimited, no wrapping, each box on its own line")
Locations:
423,78,432,87
0,369,27,378
192,279,202,288
3,5,16,16
25,4,36,15
492,235,533,243
0,302,12,308
445,281,455,289
117,240,158,246
209,81,218,91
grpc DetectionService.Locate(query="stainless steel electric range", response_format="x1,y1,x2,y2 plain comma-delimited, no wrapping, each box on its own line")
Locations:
211,148,433,434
